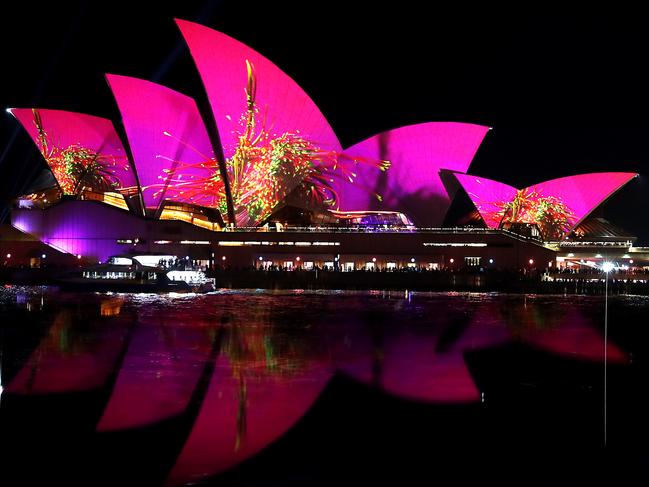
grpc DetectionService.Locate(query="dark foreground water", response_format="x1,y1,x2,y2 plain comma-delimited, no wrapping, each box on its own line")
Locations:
1,287,648,486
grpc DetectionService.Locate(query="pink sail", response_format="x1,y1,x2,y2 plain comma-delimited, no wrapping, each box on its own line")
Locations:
455,172,637,236
106,74,220,212
453,174,518,228
9,108,135,195
338,122,490,227
175,19,341,161
534,172,638,227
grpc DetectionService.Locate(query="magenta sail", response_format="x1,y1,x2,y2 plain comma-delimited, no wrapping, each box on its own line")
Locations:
455,172,638,237
9,108,136,195
453,174,518,228
337,122,490,227
175,19,341,161
106,74,220,212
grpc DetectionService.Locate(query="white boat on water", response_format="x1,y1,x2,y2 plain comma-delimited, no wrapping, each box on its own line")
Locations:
56,254,216,293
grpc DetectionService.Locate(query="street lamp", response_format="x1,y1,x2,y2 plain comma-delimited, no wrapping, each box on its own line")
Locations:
602,261,614,447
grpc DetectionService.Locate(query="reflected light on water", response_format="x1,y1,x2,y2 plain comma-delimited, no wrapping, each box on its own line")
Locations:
0,288,637,485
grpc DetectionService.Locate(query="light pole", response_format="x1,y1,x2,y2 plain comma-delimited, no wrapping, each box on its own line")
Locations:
601,261,614,447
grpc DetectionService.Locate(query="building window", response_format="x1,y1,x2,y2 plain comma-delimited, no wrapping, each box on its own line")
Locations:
465,256,481,267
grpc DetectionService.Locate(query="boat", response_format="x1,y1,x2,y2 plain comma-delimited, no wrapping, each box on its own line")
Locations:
56,254,216,293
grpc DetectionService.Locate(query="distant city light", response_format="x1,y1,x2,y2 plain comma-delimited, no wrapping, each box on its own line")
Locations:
41,254,46,259
410,257,415,263
449,258,454,264
528,259,534,265
77,254,82,259
6,253,10,259
258,256,263,261
489,258,494,264
602,262,615,273
221,256,226,261
296,256,301,261
629,259,634,264
372,257,376,262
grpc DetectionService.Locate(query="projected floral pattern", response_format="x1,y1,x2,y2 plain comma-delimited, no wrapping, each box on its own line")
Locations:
13,21,490,227
491,187,576,240
454,173,637,240
156,61,389,226
31,109,131,196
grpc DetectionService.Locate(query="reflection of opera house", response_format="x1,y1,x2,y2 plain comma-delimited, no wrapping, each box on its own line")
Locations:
3,20,644,272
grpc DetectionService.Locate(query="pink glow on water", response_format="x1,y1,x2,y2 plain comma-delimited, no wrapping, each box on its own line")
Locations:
106,74,218,210
455,172,637,230
337,321,508,404
338,123,489,226
5,310,129,394
381,336,480,403
519,309,627,363
165,355,331,486
175,19,341,161
97,325,214,431
9,108,136,191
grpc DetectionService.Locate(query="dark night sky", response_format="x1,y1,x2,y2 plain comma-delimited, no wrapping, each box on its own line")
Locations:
1,2,647,241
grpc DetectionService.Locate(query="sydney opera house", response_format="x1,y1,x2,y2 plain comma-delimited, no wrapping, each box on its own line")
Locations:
2,19,643,271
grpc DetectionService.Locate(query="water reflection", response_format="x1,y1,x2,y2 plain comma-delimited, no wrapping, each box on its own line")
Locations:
97,320,214,431
6,299,132,394
0,288,632,486
495,297,627,363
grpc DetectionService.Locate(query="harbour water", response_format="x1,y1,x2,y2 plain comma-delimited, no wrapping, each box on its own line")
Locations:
1,287,648,485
